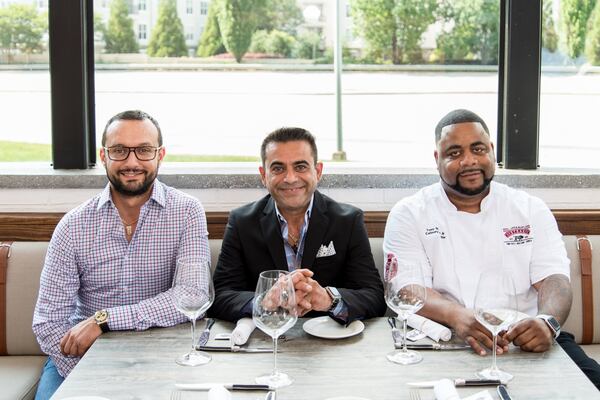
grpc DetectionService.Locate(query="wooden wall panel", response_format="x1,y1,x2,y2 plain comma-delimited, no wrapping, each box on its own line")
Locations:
1,210,599,241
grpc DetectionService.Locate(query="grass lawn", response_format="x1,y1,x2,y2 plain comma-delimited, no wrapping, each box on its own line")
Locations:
0,141,259,162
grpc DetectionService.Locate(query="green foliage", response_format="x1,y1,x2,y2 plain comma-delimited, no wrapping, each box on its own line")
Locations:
585,1,600,65
217,0,267,62
250,29,296,56
197,0,226,57
293,31,321,59
93,13,107,44
258,0,303,34
147,0,188,57
543,0,559,52
104,0,138,53
249,30,269,53
435,0,499,64
351,0,437,64
0,4,46,57
0,141,50,162
560,0,596,58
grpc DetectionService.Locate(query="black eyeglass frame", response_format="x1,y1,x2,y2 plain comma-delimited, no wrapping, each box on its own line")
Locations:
103,146,162,161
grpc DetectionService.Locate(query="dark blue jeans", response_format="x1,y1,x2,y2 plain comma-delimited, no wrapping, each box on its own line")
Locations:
35,357,64,400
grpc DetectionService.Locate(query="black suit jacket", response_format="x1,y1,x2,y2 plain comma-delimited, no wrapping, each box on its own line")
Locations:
210,191,385,322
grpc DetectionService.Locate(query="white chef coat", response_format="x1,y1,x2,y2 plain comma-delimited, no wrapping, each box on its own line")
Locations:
383,181,570,316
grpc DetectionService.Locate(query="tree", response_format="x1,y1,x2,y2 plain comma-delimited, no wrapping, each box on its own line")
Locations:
217,0,267,62
197,0,225,57
585,1,600,65
542,0,558,52
147,0,188,57
0,4,46,59
351,0,437,64
436,0,499,64
560,0,596,58
258,0,303,34
104,0,138,53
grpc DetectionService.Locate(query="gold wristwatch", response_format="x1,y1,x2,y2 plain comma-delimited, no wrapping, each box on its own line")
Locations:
94,309,110,333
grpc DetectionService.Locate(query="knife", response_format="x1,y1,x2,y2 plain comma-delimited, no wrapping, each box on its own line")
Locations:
387,316,403,343
196,318,215,347
397,343,471,350
196,345,276,353
176,383,273,391
407,379,503,388
497,384,512,400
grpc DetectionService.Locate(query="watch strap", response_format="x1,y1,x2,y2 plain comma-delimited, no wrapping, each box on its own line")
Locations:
537,314,560,339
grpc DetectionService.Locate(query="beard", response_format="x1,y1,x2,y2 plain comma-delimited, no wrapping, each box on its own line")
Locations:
107,168,157,197
442,171,494,196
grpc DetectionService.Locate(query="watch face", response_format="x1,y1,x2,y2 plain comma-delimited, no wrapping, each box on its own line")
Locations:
547,316,560,331
95,310,108,323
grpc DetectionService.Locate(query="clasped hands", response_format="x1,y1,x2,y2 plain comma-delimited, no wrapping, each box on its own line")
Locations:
454,308,555,356
261,269,332,316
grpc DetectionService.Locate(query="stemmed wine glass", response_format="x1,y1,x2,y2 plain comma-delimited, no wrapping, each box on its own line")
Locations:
253,270,298,388
473,269,518,382
172,257,214,366
384,258,427,365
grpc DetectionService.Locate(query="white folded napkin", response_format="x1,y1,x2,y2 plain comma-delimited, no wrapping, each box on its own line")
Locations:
407,314,452,342
463,390,494,400
208,385,232,400
231,318,256,345
434,379,460,400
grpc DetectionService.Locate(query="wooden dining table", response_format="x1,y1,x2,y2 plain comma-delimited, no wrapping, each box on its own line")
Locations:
51,318,600,399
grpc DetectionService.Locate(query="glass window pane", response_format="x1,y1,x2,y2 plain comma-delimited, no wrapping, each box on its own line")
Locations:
0,2,50,162
540,0,600,168
92,0,499,166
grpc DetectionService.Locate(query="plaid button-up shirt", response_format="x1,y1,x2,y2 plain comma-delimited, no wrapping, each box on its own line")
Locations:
32,180,210,377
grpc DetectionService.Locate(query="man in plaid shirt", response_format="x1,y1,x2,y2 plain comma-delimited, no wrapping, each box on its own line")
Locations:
32,110,210,399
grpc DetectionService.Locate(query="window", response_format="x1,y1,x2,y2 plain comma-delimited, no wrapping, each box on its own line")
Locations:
200,1,208,15
539,0,600,168
138,24,147,40
138,0,146,12
0,1,50,162
185,29,193,41
186,0,193,14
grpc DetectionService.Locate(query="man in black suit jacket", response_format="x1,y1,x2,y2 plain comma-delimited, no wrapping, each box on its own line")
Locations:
211,127,385,323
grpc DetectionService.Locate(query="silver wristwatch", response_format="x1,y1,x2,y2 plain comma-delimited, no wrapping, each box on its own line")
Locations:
537,314,561,338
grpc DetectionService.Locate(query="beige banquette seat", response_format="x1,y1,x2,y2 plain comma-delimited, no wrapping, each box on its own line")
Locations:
1,236,598,399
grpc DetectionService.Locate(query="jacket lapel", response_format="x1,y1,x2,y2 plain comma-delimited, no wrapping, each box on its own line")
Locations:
260,196,288,269
302,191,329,269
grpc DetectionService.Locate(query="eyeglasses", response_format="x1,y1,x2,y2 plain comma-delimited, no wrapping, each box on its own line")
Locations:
104,146,161,161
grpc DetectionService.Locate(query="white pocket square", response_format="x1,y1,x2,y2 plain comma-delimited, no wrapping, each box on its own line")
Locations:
316,241,336,258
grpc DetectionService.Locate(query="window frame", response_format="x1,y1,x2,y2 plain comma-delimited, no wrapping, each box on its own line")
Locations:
47,0,541,170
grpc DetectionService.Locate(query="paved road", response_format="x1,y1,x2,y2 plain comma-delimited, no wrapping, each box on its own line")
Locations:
1,70,599,168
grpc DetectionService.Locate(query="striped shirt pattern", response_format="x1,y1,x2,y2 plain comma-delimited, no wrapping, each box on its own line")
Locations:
32,180,210,377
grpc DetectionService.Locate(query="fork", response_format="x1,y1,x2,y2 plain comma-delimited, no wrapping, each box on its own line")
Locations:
409,388,422,400
170,390,182,400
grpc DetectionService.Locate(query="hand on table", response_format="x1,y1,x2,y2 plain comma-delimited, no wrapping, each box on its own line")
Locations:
60,316,102,357
502,318,554,352
451,307,509,356
291,269,332,316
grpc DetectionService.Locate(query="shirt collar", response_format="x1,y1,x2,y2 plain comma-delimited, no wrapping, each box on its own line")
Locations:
437,180,495,213
96,179,166,211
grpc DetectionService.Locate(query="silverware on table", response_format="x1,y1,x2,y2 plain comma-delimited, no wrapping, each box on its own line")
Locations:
176,383,273,391
196,345,276,353
398,343,471,350
197,318,215,347
497,384,513,400
265,391,276,400
407,378,502,388
387,316,403,343
408,388,422,400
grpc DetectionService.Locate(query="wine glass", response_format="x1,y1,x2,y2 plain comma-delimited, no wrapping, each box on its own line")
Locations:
474,269,518,382
172,257,214,366
384,259,427,365
253,270,298,388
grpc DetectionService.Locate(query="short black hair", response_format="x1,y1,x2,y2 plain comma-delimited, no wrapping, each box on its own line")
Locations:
260,127,318,165
101,110,162,147
435,109,490,143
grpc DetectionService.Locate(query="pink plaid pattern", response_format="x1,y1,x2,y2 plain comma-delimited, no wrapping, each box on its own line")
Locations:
32,180,210,377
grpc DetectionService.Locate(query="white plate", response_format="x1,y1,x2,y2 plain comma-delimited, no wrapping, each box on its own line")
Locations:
302,316,365,339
